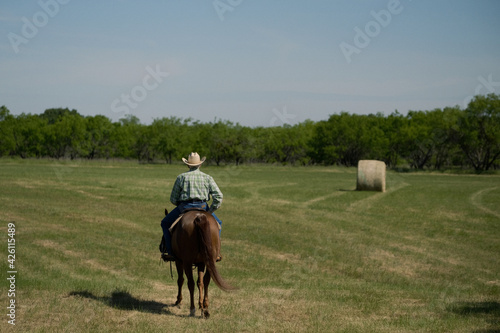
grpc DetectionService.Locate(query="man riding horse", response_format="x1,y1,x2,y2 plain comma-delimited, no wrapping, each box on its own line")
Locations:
160,152,223,262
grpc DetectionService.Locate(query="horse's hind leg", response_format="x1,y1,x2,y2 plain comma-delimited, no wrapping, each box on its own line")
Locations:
197,264,206,318
175,260,184,306
184,263,196,316
202,267,211,318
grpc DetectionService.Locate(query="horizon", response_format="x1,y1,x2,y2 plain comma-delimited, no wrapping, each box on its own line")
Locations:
1,97,484,128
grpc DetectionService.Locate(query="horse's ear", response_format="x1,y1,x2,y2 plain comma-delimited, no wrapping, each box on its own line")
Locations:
165,208,168,216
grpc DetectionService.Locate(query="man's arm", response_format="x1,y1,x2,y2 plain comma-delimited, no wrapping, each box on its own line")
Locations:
208,176,223,212
170,176,183,206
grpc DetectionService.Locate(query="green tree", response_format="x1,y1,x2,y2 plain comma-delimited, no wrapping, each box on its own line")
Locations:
261,126,286,164
40,107,80,124
44,112,87,159
261,121,314,165
431,106,463,170
200,120,241,166
361,113,389,163
309,113,387,166
85,115,114,159
400,110,436,170
381,111,406,168
151,117,192,164
231,124,251,165
135,124,155,162
110,115,141,159
0,106,16,156
18,114,47,158
456,94,500,172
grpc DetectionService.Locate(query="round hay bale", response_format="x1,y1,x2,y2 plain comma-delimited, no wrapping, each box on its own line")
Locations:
357,160,386,192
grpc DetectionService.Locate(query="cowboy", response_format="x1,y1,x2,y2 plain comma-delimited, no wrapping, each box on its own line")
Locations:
160,152,223,262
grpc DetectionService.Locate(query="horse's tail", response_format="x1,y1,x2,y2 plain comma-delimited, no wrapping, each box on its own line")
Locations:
194,214,236,292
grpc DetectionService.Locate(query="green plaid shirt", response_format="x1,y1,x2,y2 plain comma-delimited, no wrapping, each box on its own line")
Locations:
170,168,223,211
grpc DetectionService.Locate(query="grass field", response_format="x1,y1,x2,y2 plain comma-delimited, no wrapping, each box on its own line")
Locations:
0,159,499,332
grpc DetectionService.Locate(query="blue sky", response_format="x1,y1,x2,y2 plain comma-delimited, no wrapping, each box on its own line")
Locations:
1,0,499,127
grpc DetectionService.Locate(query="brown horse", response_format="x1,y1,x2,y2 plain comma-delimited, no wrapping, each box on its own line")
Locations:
166,208,235,318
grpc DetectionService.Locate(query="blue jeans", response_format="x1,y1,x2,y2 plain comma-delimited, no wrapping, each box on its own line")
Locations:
160,202,222,255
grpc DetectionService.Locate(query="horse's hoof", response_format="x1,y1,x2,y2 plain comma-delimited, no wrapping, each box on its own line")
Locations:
190,308,196,317
203,310,210,319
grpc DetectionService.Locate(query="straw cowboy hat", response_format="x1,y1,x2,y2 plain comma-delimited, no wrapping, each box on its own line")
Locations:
182,152,206,167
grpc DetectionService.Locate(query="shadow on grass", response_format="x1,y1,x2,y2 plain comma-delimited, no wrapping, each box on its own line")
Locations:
69,290,183,316
448,301,500,333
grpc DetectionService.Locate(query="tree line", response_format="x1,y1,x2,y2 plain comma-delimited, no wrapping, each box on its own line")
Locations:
1,94,499,172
